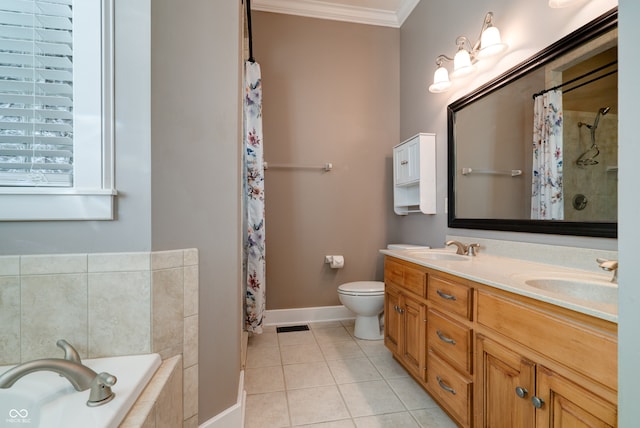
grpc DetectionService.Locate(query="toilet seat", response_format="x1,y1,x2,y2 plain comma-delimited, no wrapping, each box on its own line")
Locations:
338,281,384,296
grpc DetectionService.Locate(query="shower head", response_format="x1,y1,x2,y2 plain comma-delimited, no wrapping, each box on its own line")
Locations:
593,106,610,129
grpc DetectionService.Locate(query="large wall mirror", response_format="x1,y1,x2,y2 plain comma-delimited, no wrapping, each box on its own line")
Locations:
447,8,617,238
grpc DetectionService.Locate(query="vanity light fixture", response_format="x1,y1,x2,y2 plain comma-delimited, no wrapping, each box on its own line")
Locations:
428,12,507,94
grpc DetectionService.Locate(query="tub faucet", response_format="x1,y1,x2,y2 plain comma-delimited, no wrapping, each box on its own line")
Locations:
597,258,618,283
0,340,117,407
445,240,480,256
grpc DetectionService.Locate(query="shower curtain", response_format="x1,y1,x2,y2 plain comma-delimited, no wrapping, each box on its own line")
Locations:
243,60,266,334
531,89,564,220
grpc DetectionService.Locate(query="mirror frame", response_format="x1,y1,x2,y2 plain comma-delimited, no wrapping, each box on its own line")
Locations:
447,7,618,238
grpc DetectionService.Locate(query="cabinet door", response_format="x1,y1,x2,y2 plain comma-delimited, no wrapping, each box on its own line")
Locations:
394,139,420,185
400,294,426,380
476,334,536,428
535,365,617,428
384,285,401,354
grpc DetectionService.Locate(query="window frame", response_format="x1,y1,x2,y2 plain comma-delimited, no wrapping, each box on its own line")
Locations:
0,0,116,221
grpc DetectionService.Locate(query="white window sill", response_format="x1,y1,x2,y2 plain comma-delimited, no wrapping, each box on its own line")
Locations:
0,189,117,221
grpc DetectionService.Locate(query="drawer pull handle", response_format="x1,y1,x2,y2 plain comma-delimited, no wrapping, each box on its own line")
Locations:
532,396,544,409
436,330,456,345
436,376,456,395
515,387,528,399
400,160,408,165
436,289,457,301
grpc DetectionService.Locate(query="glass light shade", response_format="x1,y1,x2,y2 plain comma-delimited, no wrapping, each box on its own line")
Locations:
451,48,475,78
428,66,452,93
476,26,508,59
548,0,584,8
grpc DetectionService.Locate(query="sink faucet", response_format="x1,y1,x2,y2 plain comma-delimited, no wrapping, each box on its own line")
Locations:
597,258,618,283
445,240,480,256
0,340,117,407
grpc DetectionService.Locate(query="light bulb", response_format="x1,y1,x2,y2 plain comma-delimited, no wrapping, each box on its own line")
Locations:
429,66,452,93
452,48,475,78
477,26,507,59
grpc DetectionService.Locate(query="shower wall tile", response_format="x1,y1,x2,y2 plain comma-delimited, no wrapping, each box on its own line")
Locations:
88,271,152,357
0,256,19,276
20,273,88,361
20,254,87,275
151,250,184,271
0,276,20,364
184,314,198,368
184,265,199,317
88,252,151,273
152,267,184,358
183,363,198,420
184,248,198,266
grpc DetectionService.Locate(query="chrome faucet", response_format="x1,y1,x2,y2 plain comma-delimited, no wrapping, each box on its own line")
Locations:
0,340,117,407
597,258,618,283
445,240,480,256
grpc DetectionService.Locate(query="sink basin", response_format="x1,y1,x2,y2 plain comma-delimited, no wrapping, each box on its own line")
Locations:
523,276,617,305
404,250,470,261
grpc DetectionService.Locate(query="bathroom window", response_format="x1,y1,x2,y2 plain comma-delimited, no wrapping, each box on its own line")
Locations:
0,0,115,220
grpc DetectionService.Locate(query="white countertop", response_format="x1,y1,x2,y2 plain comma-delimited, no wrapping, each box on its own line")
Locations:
380,248,618,323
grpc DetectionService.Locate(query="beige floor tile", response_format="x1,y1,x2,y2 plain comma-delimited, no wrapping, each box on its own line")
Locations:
319,340,366,361
281,342,324,365
278,330,317,347
353,411,420,428
327,357,382,384
294,419,355,428
246,345,282,368
355,339,388,357
310,321,345,329
284,361,335,390
249,331,279,349
245,391,290,428
312,326,354,344
339,380,406,418
386,377,438,410
287,385,350,426
245,366,285,394
369,353,410,379
410,408,458,428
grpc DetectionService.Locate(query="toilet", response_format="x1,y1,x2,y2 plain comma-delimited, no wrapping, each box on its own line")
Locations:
338,244,429,340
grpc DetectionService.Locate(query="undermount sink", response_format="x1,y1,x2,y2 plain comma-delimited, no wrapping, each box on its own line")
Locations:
404,250,470,261
523,275,618,305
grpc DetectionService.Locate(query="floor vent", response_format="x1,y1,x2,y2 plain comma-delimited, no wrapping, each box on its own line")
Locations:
276,325,310,333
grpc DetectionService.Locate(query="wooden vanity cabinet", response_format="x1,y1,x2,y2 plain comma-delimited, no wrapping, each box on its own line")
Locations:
383,255,618,428
383,258,427,381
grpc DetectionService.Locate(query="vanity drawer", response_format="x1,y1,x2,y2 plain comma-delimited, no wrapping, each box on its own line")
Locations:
477,291,617,390
428,274,472,320
427,350,472,427
427,309,472,374
384,258,426,298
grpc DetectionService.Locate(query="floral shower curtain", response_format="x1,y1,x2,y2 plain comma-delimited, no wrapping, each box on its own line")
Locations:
531,89,564,220
243,60,266,334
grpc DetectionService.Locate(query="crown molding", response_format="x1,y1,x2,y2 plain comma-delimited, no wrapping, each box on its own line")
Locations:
251,0,419,28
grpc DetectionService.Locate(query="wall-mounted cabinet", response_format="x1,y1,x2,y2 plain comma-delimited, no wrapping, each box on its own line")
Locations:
393,133,436,215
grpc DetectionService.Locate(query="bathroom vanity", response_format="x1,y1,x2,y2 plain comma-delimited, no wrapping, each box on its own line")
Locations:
381,248,617,428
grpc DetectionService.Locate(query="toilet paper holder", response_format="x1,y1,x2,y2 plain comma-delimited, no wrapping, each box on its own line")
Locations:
324,255,345,269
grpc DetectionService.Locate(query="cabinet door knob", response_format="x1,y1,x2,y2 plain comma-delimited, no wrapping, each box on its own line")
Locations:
436,330,457,345
436,376,457,395
515,386,528,398
436,289,457,301
531,396,544,409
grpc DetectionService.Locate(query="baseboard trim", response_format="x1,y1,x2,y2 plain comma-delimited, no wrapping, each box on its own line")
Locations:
264,305,355,326
199,370,245,428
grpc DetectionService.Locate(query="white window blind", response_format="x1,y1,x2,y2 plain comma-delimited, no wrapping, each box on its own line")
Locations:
0,0,74,187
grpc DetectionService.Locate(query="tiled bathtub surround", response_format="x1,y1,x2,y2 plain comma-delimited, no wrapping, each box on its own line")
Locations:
0,249,199,427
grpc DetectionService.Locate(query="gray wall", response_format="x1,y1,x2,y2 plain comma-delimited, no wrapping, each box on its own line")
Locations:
252,12,399,309
618,1,640,425
150,1,242,422
397,0,618,251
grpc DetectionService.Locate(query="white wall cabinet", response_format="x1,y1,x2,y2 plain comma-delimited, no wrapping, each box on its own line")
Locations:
393,133,436,215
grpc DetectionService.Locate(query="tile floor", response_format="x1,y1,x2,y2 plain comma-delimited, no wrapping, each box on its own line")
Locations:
244,320,458,428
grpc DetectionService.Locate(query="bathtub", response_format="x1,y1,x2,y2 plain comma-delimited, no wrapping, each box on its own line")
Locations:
0,353,161,428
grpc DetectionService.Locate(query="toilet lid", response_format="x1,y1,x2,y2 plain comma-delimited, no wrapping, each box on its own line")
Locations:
338,281,385,295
